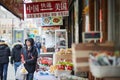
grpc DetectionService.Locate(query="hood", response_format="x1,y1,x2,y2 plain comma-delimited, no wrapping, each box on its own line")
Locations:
12,42,23,48
14,45,22,49
0,42,8,49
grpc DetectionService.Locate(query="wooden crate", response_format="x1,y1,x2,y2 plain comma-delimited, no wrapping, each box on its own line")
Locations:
53,53,72,65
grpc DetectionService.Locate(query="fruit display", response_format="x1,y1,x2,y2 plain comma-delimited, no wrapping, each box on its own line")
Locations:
66,64,73,70
49,60,73,76
38,57,53,66
65,48,72,54
49,65,57,73
56,60,73,70
37,57,53,72
56,48,72,55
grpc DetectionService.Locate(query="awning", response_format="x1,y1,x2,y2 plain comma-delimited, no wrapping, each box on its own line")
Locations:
0,0,24,19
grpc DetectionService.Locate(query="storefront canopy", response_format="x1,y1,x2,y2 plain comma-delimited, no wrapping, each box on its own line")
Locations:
0,0,24,19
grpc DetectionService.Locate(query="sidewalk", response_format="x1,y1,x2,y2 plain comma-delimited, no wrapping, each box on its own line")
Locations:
7,63,15,80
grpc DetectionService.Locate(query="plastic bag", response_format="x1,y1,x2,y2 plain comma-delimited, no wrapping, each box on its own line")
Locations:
16,64,28,80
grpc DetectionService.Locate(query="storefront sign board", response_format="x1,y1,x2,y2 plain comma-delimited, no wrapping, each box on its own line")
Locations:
25,1,68,18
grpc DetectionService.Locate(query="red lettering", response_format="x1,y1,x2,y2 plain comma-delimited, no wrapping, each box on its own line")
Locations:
39,14,41,17
51,13,57,16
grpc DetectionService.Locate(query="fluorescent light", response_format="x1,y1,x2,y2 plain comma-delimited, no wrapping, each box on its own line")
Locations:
23,0,32,3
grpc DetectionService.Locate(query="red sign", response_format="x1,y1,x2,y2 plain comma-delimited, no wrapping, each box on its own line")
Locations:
25,1,69,18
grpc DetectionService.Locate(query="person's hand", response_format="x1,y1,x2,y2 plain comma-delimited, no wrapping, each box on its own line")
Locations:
21,60,26,64
23,61,26,64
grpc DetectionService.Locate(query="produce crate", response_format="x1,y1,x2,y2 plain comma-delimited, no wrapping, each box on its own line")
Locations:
72,43,114,78
89,62,120,78
53,53,72,65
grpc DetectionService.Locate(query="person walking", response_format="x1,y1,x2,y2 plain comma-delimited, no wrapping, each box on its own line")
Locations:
21,38,38,80
0,40,10,80
11,41,23,74
35,40,41,54
0,61,3,80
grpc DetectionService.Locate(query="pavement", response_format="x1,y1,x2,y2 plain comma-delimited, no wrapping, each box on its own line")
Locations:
7,63,15,80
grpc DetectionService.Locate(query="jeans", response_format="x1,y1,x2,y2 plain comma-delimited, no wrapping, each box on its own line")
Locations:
14,62,21,74
3,63,8,80
0,63,3,80
26,73,34,80
37,48,40,54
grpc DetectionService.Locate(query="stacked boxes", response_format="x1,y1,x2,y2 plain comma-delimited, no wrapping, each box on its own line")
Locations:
53,53,72,65
72,43,114,78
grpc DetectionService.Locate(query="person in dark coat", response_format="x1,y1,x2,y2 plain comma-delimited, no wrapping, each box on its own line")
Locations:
0,41,10,80
21,38,38,80
11,41,23,73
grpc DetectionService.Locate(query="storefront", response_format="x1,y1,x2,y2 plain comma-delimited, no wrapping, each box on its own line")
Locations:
82,0,108,42
1,0,120,80
67,0,83,47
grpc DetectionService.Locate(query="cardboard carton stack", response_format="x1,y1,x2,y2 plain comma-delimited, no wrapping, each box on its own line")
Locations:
72,42,114,78
53,49,72,65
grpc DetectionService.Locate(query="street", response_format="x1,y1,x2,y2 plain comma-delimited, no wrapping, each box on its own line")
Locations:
7,63,15,80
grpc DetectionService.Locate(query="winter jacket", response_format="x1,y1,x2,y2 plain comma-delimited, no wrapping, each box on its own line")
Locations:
21,46,38,73
0,42,10,64
11,43,23,64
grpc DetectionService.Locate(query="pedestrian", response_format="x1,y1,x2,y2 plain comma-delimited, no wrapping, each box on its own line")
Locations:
21,38,38,80
0,63,3,80
0,40,10,80
11,41,23,74
35,40,41,54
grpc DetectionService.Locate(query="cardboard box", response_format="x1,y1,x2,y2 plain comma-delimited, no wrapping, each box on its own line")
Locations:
72,43,114,77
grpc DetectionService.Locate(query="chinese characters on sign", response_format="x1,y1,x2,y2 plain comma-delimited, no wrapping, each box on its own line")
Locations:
25,1,69,18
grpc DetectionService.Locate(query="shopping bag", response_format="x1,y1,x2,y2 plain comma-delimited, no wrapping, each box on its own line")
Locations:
16,64,28,80
20,64,28,74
